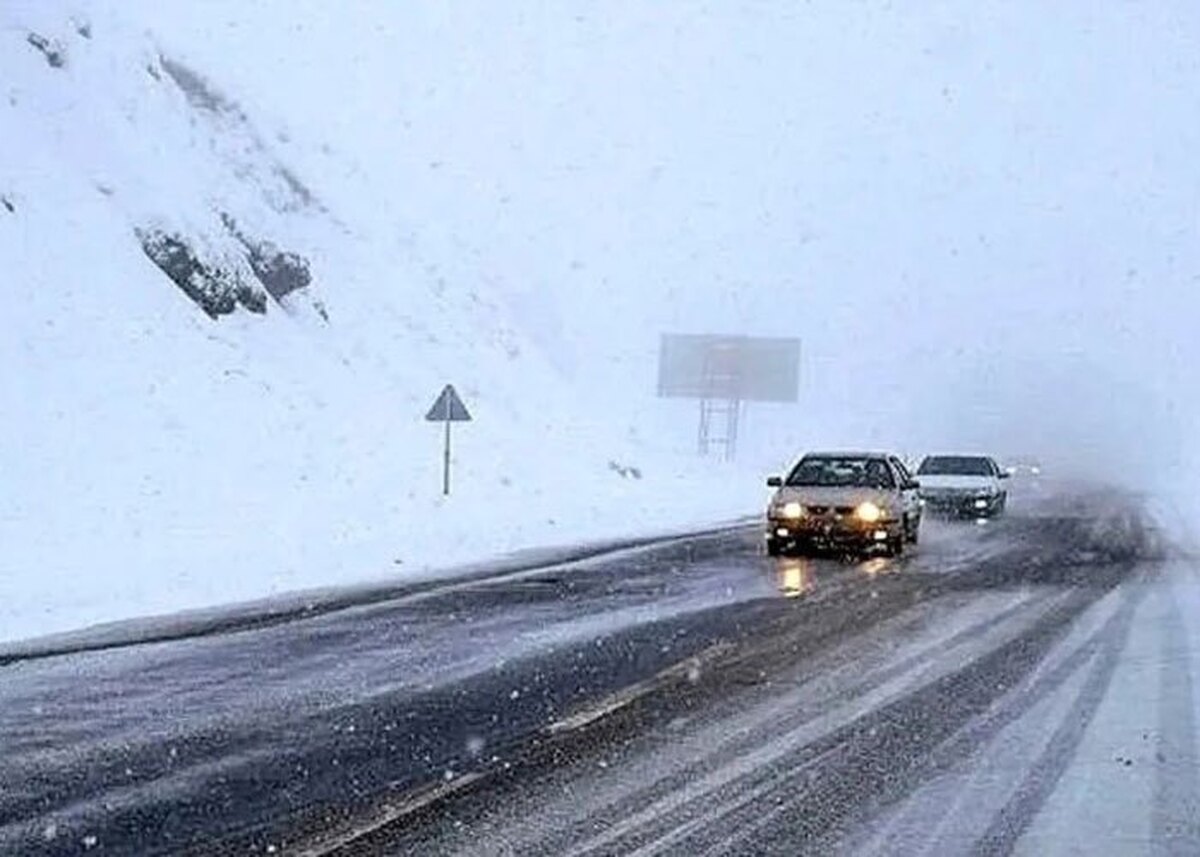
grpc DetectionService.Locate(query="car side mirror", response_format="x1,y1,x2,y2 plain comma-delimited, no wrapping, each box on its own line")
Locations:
999,471,1011,480
766,476,783,488
908,479,921,490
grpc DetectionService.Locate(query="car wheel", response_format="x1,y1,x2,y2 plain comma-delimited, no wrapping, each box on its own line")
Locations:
766,539,784,557
907,517,920,544
884,534,904,558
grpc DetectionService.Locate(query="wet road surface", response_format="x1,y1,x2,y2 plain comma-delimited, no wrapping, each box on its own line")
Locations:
0,485,1176,855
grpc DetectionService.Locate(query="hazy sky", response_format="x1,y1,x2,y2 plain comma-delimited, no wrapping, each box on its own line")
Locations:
111,0,1200,483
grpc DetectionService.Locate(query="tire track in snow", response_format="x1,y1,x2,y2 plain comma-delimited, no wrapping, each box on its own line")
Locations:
970,576,1145,855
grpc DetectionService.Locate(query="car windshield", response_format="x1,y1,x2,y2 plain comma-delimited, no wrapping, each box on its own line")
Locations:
918,456,994,477
787,457,894,488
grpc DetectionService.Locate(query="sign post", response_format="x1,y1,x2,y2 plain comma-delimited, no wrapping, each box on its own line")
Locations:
424,384,472,495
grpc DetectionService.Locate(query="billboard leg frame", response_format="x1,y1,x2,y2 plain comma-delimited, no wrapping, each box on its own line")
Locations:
698,398,740,461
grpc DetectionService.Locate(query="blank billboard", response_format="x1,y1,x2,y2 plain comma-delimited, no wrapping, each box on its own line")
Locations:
657,334,800,403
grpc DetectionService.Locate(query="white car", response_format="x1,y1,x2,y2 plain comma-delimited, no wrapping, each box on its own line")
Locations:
916,454,1010,517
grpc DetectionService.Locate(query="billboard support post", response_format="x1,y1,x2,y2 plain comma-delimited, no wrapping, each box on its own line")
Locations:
657,334,800,461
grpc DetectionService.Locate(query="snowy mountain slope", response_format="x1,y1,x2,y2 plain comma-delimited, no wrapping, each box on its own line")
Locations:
105,0,1200,482
0,4,757,643
8,0,1199,644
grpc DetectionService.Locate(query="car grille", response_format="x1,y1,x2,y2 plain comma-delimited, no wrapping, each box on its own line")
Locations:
806,505,855,516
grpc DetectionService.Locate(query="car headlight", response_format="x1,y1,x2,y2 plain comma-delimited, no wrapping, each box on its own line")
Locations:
780,501,805,520
855,502,884,523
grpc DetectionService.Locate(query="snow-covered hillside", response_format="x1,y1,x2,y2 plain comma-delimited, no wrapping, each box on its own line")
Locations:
0,4,758,643
6,0,1200,643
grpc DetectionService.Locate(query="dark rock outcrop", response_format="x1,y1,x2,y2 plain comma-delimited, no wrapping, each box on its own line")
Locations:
220,214,314,303
246,242,312,301
608,461,643,480
26,33,66,69
136,228,267,319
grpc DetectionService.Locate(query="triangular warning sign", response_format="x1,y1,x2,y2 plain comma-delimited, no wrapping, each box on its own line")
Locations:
425,384,472,422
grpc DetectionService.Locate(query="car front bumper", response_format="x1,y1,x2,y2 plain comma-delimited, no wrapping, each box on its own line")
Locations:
921,493,1002,517
766,515,901,548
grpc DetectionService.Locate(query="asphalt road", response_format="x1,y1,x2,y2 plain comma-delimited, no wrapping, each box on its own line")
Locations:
0,483,1175,856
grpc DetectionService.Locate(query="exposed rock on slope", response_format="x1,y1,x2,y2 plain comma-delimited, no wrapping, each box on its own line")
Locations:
136,227,267,318
26,32,66,69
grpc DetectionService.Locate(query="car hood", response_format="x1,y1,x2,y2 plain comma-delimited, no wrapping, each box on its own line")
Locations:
771,485,894,507
919,474,996,491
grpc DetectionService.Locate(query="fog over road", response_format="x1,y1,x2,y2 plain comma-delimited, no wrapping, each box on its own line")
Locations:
1,482,1185,856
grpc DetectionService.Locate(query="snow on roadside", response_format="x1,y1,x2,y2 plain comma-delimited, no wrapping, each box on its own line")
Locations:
0,3,766,644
